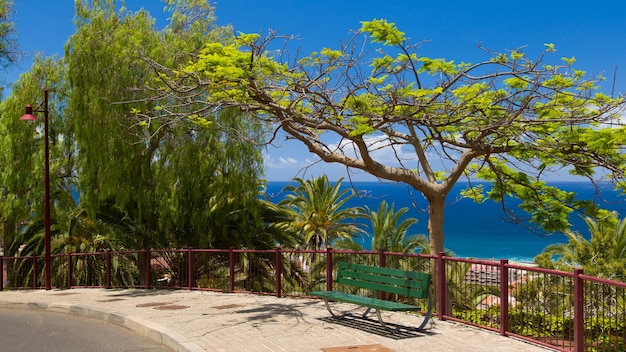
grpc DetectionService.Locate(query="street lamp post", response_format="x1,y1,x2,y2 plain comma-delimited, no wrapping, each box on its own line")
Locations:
20,88,51,290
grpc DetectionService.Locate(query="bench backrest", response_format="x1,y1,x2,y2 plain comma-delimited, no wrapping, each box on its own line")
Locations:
336,262,430,299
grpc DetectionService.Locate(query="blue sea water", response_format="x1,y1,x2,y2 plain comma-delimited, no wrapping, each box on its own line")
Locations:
265,181,626,263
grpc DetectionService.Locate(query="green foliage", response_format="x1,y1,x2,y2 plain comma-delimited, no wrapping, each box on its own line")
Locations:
360,19,405,46
476,164,588,233
455,305,501,327
535,215,626,280
366,200,427,253
0,0,17,71
0,56,69,258
68,1,168,247
503,77,529,90
508,310,574,338
459,303,625,350
277,176,365,251
334,200,429,266
544,43,557,52
63,0,269,251
460,184,487,203
418,57,457,75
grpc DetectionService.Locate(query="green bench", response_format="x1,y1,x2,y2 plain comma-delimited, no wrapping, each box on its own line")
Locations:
309,262,433,331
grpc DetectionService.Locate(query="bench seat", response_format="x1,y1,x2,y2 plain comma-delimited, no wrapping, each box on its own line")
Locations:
308,290,421,312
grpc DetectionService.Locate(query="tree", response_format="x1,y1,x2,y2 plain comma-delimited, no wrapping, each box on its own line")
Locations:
534,215,626,280
0,0,19,255
334,200,428,254
0,56,68,269
140,19,626,258
67,1,170,248
278,175,365,251
65,0,266,249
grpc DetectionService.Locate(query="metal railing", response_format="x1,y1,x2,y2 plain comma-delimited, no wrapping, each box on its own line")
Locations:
1,248,625,352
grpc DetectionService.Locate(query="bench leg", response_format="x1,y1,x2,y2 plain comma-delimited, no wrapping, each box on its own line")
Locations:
323,299,375,318
374,309,394,332
323,299,337,317
323,300,397,333
374,290,434,333
415,289,434,331
362,307,372,318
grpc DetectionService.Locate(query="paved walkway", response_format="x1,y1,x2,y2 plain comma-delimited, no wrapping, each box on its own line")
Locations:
0,289,553,352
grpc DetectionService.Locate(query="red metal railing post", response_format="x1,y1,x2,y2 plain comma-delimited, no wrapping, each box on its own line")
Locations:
105,250,111,289
229,247,235,293
145,248,151,289
437,252,446,320
67,253,72,289
87,256,93,287
378,248,387,300
188,247,194,290
33,256,38,289
499,259,509,336
275,247,282,298
0,255,4,291
326,247,333,291
574,268,584,352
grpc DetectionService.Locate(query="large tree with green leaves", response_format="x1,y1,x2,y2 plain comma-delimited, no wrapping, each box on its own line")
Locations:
0,0,19,255
139,19,626,258
65,0,267,249
0,56,69,261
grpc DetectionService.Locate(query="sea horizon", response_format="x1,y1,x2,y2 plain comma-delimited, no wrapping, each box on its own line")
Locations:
265,180,626,263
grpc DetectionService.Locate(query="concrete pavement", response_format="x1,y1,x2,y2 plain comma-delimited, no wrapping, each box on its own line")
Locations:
0,288,554,352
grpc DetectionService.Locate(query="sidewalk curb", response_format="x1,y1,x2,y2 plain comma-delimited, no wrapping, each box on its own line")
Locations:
0,301,203,352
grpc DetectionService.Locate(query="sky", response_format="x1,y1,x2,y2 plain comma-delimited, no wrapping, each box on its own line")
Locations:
5,0,626,181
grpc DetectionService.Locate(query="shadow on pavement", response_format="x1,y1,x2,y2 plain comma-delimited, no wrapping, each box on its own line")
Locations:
106,289,182,298
318,315,435,340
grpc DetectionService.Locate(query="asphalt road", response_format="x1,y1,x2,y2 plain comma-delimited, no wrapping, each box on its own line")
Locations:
0,308,172,351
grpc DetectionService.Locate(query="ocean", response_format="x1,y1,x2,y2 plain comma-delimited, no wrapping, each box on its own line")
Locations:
265,181,626,263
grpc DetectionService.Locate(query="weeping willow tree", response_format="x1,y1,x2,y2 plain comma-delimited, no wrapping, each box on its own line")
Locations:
0,0,22,257
0,56,70,286
67,1,165,248
65,0,268,250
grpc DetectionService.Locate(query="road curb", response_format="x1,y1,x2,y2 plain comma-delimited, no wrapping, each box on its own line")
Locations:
0,301,203,352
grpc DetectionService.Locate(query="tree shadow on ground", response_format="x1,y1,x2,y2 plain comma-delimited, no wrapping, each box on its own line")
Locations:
106,289,181,298
233,302,307,322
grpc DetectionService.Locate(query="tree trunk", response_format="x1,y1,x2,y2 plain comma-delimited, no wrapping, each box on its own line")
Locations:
427,193,452,315
427,195,446,256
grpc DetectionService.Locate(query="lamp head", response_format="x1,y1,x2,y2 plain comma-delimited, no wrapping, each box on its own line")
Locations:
20,104,38,121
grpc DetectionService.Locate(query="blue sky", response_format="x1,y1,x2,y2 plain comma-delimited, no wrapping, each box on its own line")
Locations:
6,0,626,181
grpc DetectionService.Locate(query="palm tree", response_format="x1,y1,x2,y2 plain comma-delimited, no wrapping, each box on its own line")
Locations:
278,176,365,251
534,214,626,280
334,200,428,268
368,201,428,254
334,200,428,251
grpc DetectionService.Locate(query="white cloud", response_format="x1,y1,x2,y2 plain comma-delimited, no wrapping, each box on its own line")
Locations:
278,156,298,165
329,134,417,166
264,146,314,170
